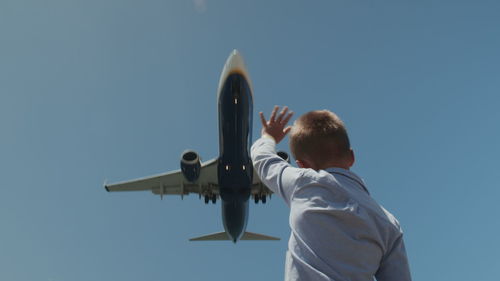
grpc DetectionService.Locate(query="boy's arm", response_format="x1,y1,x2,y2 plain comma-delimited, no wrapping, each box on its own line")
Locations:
251,136,303,205
251,106,300,205
375,234,412,281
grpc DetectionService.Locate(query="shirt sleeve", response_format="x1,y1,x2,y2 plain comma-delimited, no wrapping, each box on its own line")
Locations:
251,136,304,206
375,234,412,281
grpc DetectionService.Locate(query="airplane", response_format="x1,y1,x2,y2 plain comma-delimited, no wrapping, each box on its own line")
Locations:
104,50,289,243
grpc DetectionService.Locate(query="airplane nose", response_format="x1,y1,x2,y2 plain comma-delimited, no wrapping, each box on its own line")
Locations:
230,49,241,60
227,49,245,71
217,49,254,101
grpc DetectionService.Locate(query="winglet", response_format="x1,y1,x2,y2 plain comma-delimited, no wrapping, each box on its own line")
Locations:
104,179,109,192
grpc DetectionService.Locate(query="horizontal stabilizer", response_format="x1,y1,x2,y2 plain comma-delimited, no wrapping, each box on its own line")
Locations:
189,231,280,242
241,231,280,240
189,232,230,241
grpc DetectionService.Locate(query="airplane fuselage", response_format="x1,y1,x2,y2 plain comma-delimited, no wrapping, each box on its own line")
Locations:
217,72,253,242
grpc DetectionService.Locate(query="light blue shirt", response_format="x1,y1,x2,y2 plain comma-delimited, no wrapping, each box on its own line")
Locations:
251,136,412,281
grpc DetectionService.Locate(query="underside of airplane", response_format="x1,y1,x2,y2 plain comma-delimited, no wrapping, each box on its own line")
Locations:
105,50,289,243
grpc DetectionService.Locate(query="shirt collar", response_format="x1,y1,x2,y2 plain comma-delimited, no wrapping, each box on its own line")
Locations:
324,167,370,195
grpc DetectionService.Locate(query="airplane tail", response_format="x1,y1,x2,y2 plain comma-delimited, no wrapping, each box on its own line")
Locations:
189,231,280,242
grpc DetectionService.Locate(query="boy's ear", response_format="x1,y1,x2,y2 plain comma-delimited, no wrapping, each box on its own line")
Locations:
296,159,306,168
296,159,314,169
347,149,355,167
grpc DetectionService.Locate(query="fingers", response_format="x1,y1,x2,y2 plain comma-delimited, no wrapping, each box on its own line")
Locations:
259,112,267,128
269,106,279,123
276,106,288,123
260,106,294,142
282,111,294,125
283,126,292,135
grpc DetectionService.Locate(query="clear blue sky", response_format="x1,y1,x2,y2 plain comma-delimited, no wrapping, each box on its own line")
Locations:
1,1,499,280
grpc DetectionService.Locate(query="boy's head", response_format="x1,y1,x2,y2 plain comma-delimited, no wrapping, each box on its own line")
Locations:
289,110,354,170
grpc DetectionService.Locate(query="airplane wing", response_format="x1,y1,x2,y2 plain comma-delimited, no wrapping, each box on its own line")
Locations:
105,158,219,198
105,158,276,199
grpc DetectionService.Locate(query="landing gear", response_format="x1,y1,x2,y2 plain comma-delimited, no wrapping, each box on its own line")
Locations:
204,194,217,204
254,194,267,204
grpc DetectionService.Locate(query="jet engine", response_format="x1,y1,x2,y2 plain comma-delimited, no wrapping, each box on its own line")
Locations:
180,150,201,182
277,151,290,163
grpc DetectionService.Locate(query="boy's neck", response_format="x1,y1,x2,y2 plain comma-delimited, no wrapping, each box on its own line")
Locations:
317,163,351,171
297,159,351,171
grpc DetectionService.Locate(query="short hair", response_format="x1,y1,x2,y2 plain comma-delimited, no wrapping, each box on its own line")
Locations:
289,110,351,166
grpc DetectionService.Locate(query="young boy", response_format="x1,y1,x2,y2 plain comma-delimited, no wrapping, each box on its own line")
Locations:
251,106,412,281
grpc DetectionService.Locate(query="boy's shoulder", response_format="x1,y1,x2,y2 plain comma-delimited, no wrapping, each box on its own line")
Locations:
378,205,403,232
286,168,343,193
291,167,403,233
288,168,353,200
292,167,359,193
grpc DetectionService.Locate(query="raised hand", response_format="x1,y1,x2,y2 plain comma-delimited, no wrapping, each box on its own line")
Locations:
259,106,294,144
